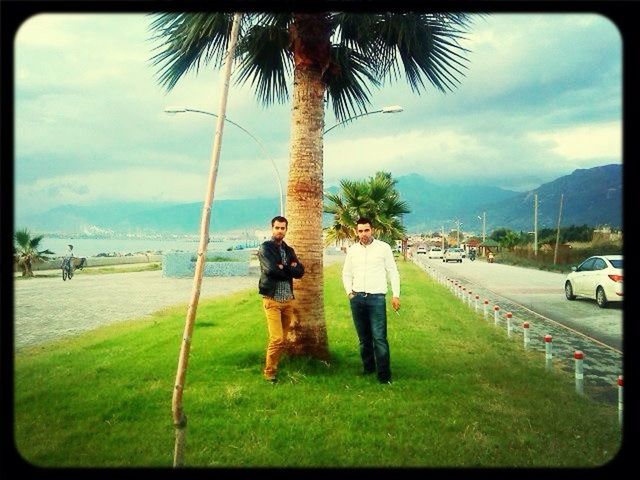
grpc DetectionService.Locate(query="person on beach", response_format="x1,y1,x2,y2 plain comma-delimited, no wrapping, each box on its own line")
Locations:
342,217,400,384
257,216,304,384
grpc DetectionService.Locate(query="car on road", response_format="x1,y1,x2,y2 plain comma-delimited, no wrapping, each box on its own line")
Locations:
443,247,464,263
428,247,443,259
564,255,623,308
416,245,428,255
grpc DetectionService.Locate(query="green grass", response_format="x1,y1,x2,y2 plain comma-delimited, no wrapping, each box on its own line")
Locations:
203,255,247,262
79,263,162,274
15,262,162,279
14,262,621,467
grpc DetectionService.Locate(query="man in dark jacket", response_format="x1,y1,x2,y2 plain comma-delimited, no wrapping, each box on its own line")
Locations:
257,216,304,383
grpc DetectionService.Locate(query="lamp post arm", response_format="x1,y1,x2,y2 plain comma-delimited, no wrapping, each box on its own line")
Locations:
323,109,383,135
184,109,284,216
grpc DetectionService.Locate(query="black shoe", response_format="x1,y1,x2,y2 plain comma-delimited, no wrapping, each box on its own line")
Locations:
379,378,392,385
265,377,278,384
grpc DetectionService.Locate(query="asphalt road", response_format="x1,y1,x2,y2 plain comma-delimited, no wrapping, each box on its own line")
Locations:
413,255,623,350
411,254,623,404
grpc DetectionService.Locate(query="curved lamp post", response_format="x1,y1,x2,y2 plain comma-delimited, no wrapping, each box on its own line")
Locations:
323,105,404,135
165,106,285,216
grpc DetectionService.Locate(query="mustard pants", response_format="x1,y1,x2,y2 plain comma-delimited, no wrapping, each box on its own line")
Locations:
262,297,296,379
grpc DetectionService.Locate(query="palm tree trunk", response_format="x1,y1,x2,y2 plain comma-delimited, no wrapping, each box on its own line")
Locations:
24,257,33,277
285,63,330,360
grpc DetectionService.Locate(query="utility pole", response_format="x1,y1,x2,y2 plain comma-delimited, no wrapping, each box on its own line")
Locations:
454,218,462,246
534,192,538,257
553,194,564,265
482,211,486,243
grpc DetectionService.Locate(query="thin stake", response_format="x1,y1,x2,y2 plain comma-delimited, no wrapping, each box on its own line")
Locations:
171,12,243,468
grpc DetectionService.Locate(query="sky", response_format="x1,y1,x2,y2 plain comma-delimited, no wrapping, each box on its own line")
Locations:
13,12,622,220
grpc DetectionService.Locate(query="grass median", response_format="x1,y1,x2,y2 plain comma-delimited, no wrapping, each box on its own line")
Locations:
14,261,621,467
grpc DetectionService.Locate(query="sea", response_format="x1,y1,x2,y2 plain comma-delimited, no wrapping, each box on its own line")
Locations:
39,236,260,258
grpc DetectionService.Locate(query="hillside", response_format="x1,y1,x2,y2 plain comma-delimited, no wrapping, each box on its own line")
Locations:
17,164,622,235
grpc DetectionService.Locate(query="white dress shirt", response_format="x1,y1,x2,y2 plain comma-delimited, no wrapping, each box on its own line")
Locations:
342,239,400,297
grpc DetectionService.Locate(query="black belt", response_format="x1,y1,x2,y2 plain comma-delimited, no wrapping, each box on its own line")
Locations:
353,292,385,297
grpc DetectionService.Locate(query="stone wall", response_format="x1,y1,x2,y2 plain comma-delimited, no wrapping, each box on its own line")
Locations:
162,251,252,277
24,254,163,271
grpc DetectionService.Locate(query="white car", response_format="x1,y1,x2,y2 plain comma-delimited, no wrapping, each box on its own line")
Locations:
416,245,428,255
443,247,464,263
428,247,443,259
564,255,623,308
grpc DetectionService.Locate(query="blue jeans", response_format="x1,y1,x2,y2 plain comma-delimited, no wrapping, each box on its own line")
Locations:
349,293,391,382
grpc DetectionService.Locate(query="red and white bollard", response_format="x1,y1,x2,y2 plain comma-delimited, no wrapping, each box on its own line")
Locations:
468,290,472,306
544,335,553,371
618,375,623,426
523,322,530,349
493,305,500,326
475,295,479,312
483,300,489,320
462,287,466,302
574,351,584,396
505,312,513,338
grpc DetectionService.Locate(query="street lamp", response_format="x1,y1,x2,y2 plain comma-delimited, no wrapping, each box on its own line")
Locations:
165,106,285,216
323,105,404,135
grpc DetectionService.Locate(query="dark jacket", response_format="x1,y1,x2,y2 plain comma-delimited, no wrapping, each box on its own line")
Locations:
257,239,304,297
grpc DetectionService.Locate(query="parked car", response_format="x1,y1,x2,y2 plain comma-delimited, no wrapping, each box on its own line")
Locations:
443,247,464,263
416,245,428,255
428,247,443,259
564,255,623,308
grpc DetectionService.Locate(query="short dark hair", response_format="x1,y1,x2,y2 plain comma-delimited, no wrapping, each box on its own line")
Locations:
356,217,373,228
271,216,288,227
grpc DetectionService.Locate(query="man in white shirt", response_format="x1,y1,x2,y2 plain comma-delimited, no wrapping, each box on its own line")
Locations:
342,217,400,384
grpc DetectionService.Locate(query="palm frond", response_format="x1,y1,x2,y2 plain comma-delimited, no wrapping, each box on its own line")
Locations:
371,13,473,93
14,228,31,249
149,13,235,91
325,45,380,122
331,13,381,56
235,22,292,105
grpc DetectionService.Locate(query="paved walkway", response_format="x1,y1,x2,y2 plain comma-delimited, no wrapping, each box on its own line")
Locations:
14,254,345,351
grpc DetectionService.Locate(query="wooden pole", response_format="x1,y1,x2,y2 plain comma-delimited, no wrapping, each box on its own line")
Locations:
171,12,242,468
553,194,563,265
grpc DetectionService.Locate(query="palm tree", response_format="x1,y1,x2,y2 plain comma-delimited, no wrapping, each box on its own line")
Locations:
324,171,409,247
14,228,55,277
150,12,475,359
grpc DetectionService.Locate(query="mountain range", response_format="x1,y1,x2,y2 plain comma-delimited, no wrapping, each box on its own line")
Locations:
18,164,622,236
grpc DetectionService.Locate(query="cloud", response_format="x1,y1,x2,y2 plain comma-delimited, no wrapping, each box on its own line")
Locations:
12,12,623,218
528,121,621,160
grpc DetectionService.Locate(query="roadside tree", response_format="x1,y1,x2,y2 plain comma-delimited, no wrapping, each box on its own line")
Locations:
150,12,475,359
324,171,409,247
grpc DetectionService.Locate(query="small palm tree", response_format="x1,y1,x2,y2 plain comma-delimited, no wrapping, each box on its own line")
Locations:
150,12,475,359
14,228,55,277
324,171,410,247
